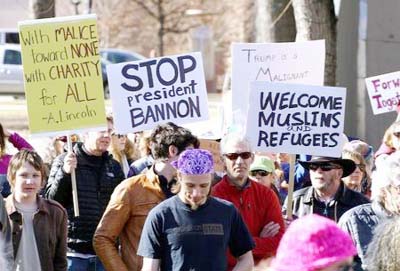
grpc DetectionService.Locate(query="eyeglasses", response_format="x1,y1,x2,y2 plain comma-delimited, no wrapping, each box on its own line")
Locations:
393,132,400,138
224,152,252,160
250,170,271,177
308,163,341,171
355,163,366,171
112,133,126,139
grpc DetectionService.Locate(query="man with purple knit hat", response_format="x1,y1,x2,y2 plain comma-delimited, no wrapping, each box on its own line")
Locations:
137,149,255,271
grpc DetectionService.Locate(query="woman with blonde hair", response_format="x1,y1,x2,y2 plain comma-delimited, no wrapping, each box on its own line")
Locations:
109,132,137,177
375,120,400,168
341,150,371,198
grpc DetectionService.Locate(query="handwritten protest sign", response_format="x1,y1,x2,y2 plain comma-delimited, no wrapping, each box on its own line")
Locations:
246,82,346,157
365,71,400,115
19,14,106,135
107,52,209,133
231,40,325,116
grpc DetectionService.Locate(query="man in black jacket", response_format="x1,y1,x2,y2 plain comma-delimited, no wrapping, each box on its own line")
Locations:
45,116,124,271
282,156,369,222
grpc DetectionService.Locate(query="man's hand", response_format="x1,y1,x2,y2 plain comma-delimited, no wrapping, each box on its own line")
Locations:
62,152,77,174
260,221,280,238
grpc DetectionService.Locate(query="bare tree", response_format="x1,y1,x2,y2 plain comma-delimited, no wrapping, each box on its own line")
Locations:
131,0,200,56
29,0,55,19
94,0,120,48
255,0,296,42
242,0,257,42
292,0,337,86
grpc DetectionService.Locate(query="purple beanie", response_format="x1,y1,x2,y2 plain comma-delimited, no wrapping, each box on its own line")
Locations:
270,214,356,271
172,149,214,175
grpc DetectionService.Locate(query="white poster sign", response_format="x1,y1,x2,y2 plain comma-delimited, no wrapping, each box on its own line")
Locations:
365,71,400,114
246,82,346,157
107,52,209,133
231,40,325,116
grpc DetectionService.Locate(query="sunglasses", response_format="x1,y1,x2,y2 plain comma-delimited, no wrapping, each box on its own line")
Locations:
308,163,341,171
393,132,400,138
250,170,271,177
224,152,252,160
355,163,366,171
112,133,126,139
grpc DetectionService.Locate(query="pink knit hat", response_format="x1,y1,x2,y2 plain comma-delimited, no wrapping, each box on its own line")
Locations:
270,214,356,271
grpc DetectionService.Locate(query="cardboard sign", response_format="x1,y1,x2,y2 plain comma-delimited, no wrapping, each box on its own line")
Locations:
107,52,209,133
199,139,224,172
365,71,400,114
18,15,106,135
231,41,325,116
246,82,346,157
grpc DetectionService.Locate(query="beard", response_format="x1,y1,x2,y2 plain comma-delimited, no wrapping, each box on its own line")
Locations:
190,203,199,211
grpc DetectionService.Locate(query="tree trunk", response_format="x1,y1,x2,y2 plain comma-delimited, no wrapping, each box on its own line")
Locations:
243,0,256,42
29,0,55,19
292,0,337,86
256,0,296,42
158,0,164,56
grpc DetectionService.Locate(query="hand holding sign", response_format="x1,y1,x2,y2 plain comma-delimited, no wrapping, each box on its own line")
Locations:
62,151,77,174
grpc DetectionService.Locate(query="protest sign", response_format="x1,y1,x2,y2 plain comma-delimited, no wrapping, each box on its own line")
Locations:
246,81,346,157
18,14,106,135
231,40,325,117
107,52,209,133
365,71,400,114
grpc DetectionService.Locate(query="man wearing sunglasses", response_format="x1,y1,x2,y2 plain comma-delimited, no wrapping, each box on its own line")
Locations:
282,156,369,223
212,133,284,270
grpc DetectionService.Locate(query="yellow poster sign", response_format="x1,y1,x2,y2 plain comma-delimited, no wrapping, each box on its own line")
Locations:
18,14,106,135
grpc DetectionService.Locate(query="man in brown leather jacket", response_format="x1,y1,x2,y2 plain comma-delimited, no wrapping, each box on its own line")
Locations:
93,122,199,271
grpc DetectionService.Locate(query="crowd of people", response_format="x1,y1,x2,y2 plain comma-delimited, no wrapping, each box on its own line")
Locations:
0,116,399,271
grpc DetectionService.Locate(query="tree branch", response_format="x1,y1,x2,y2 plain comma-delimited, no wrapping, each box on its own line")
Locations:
132,0,158,19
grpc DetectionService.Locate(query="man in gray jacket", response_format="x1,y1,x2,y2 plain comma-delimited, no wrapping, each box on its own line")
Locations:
339,151,400,271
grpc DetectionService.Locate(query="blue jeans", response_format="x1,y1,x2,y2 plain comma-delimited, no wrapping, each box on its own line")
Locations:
67,256,105,271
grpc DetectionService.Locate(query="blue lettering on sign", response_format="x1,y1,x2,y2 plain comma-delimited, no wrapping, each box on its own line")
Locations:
121,55,197,92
